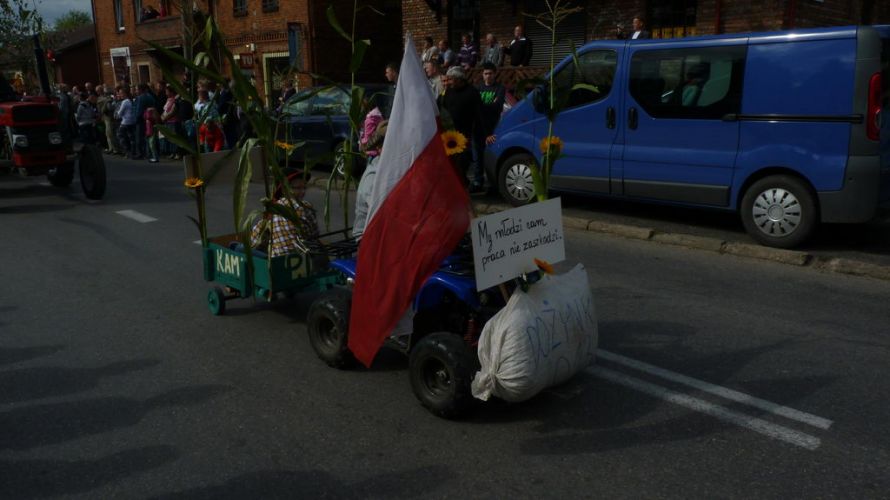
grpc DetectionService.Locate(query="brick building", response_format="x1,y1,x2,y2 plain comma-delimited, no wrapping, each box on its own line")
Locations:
90,0,401,101
403,0,890,68
50,24,101,88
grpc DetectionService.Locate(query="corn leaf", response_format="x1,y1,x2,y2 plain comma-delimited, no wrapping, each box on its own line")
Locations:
326,4,352,43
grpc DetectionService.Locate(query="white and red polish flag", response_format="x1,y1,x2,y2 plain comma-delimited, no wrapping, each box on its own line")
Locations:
348,35,471,367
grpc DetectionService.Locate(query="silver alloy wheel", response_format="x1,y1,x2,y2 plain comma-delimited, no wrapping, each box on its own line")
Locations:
751,187,802,237
334,144,346,176
505,162,535,203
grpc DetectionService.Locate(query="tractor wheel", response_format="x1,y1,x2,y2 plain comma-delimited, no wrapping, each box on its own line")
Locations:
47,162,75,187
409,332,477,419
78,144,106,200
307,288,356,369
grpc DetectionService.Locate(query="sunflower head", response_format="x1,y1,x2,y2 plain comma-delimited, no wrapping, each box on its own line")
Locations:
441,130,468,156
533,258,554,275
275,140,297,153
184,177,205,189
539,135,564,156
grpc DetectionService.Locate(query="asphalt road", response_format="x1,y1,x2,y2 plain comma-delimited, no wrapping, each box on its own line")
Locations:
1,156,889,499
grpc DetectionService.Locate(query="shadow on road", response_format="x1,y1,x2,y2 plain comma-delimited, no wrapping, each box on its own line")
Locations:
0,345,64,367
0,446,178,499
152,465,453,499
462,319,835,455
0,358,161,405
0,384,231,451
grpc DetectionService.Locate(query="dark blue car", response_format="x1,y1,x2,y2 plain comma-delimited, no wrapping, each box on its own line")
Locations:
276,84,390,180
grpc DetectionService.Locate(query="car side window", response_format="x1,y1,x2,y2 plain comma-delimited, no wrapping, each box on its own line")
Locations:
630,45,746,119
551,49,617,110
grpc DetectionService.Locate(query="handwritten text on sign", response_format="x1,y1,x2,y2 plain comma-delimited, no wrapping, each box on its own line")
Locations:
471,197,565,290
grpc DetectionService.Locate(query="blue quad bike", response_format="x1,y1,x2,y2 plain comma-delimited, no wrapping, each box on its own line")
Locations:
305,236,516,419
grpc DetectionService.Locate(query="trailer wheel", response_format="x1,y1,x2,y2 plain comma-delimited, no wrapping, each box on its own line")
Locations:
78,144,106,200
208,286,226,315
307,289,356,368
740,175,817,249
409,332,476,419
47,163,74,187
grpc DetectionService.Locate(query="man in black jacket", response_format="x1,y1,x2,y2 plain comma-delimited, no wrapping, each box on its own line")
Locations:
504,25,533,67
440,66,484,188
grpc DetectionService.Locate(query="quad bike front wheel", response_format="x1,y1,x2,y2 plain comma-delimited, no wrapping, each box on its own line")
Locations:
409,332,477,419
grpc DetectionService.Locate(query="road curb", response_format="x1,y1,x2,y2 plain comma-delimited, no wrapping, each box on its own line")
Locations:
305,191,889,281
818,258,890,281
652,233,725,252
721,242,812,266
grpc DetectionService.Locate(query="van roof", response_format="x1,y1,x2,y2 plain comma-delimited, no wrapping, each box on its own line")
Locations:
580,25,871,52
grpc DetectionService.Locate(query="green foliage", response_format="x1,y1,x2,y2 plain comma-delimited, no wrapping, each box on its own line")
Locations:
52,10,91,32
0,0,45,75
523,0,584,202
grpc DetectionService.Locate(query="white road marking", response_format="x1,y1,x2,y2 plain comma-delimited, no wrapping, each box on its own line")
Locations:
589,366,822,450
597,349,833,430
38,182,51,187
193,240,202,245
116,209,158,223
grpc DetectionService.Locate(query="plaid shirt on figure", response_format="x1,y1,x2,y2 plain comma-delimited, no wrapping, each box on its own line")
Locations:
250,199,319,257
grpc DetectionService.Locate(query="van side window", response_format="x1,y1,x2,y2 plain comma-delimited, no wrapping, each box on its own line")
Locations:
552,50,617,110
630,46,746,119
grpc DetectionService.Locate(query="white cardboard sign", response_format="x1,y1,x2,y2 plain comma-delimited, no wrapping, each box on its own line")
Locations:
471,197,566,291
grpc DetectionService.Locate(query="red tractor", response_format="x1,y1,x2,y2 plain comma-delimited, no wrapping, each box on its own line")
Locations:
0,35,105,199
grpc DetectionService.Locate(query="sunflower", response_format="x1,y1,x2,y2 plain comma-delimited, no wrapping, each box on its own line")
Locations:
539,135,564,156
184,177,204,189
533,258,554,275
275,140,297,153
441,130,467,156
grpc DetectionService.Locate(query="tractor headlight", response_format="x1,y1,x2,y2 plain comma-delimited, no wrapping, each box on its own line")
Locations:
12,135,28,148
48,132,62,145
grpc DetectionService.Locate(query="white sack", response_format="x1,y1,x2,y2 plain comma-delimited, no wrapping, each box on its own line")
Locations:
472,263,598,402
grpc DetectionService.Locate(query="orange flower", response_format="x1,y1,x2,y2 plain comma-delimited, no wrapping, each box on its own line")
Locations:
275,140,297,152
534,258,554,275
441,130,467,156
184,177,204,188
539,135,564,156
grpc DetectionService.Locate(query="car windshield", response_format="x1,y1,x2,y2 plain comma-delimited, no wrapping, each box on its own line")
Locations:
311,88,349,116
282,89,313,116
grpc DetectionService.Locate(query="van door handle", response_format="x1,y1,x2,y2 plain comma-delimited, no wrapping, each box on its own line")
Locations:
628,107,638,130
606,107,616,129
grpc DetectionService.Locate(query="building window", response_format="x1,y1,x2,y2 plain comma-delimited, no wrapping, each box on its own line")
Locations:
233,0,247,17
648,0,697,39
629,45,746,120
114,0,125,31
262,0,278,13
137,64,151,84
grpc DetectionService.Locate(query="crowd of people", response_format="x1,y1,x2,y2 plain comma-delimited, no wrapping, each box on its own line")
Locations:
55,78,243,163
420,25,533,71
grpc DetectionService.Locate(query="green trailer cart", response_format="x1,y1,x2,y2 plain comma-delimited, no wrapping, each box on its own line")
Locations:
201,232,357,315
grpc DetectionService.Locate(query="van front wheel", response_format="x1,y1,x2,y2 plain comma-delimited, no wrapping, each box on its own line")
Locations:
740,175,817,249
498,153,537,206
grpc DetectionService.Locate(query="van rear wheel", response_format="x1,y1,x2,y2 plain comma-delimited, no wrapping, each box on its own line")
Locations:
498,153,537,206
740,175,817,249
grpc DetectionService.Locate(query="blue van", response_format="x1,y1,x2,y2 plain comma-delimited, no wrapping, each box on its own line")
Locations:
485,26,890,248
